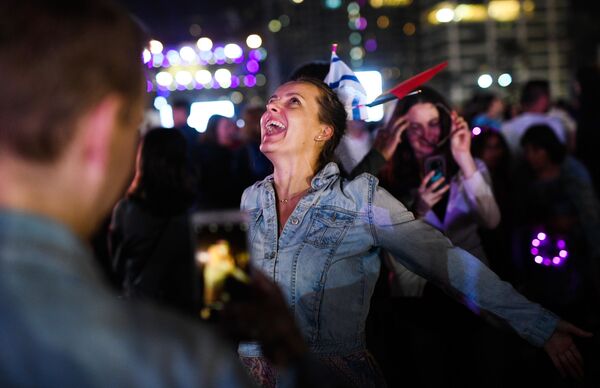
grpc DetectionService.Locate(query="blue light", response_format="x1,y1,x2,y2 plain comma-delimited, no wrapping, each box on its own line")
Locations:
325,0,342,9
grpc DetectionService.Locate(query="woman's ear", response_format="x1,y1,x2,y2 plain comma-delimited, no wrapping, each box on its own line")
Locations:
314,125,334,142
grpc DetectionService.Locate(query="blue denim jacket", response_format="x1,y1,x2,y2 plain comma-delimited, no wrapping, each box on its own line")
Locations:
239,163,558,357
0,210,251,387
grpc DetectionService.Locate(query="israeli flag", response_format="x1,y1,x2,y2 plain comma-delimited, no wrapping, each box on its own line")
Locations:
324,51,369,121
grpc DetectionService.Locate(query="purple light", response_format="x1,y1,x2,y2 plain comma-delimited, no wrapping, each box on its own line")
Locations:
146,81,153,92
249,49,261,61
557,240,566,249
559,250,568,258
543,259,551,266
230,76,240,88
537,232,547,241
234,56,244,64
552,257,561,265
534,255,543,264
355,17,368,30
472,126,482,136
530,248,539,255
195,83,204,90
532,239,540,247
246,60,260,73
244,74,256,87
216,58,226,65
365,38,377,52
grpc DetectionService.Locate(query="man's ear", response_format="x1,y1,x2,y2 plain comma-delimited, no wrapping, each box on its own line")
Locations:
315,125,334,142
78,95,122,183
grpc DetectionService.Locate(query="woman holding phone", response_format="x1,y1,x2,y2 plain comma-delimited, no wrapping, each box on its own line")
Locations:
239,77,590,387
379,87,500,264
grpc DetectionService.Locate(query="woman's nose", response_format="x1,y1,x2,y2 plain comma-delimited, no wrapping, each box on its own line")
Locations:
266,100,280,112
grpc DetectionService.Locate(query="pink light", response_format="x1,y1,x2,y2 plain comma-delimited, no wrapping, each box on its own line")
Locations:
355,17,367,30
530,248,539,255
552,257,561,265
532,239,540,247
472,127,482,136
537,232,547,241
534,255,543,264
559,250,568,258
244,74,256,87
246,60,259,73
146,81,153,92
557,240,566,249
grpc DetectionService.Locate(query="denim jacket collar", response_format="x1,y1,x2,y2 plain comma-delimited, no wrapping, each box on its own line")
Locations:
262,162,341,191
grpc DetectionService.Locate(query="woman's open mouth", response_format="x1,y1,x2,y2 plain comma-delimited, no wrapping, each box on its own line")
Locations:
264,119,287,136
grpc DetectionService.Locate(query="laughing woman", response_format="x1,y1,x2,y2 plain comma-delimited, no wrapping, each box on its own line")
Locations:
238,77,590,387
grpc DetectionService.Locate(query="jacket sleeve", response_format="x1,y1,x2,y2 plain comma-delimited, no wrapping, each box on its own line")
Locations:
369,183,558,347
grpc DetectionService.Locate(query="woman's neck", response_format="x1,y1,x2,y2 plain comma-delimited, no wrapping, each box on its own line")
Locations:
272,157,317,199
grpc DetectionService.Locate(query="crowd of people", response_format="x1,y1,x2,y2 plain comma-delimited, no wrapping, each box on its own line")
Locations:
1,1,599,387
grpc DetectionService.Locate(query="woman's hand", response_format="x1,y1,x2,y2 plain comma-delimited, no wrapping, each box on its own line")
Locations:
450,111,477,178
415,170,450,217
544,320,593,379
372,115,409,161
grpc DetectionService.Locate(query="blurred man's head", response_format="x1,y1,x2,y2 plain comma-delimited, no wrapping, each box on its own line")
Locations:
172,99,191,128
520,80,551,113
0,0,146,237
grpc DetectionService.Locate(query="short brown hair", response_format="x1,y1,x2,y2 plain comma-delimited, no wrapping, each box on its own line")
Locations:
0,0,147,161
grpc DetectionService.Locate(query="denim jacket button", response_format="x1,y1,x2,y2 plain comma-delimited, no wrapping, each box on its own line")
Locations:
267,252,276,260
290,217,299,225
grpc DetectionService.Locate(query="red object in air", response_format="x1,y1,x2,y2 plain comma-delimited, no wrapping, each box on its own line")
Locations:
388,61,448,99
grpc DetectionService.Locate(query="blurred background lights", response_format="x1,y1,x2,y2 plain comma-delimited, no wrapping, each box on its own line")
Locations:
246,60,260,73
268,19,282,32
349,32,362,45
256,74,267,86
166,50,181,65
224,43,243,59
143,49,151,64
149,40,163,54
196,37,213,51
244,74,257,87
436,7,455,23
179,46,197,62
153,96,168,110
292,0,303,4
246,34,262,48
213,47,226,61
279,15,291,27
231,91,244,104
355,17,368,30
156,71,173,87
365,38,377,52
355,71,384,122
347,2,360,15
377,15,390,29
477,74,493,88
195,70,212,84
403,22,416,36
472,126,482,136
498,73,512,87
488,0,520,22
350,46,365,60
175,71,193,86
188,101,235,132
325,0,342,9
214,68,232,87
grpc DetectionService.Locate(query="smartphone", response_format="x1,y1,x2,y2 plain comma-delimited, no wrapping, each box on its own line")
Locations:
191,210,251,320
424,155,446,189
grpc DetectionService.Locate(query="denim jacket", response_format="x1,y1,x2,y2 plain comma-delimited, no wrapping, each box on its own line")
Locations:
239,163,558,357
